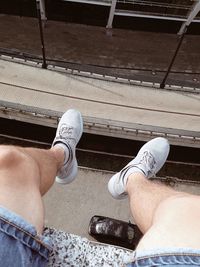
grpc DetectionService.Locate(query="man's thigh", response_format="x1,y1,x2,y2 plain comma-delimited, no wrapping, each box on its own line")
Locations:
136,195,200,251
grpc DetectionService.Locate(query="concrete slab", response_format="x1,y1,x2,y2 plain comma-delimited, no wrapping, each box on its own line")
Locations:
43,168,131,239
0,59,200,134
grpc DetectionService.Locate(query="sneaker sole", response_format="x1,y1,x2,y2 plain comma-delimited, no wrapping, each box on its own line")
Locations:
108,173,128,199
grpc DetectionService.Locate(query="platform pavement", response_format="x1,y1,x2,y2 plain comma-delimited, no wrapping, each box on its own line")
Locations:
43,168,132,240
0,59,200,133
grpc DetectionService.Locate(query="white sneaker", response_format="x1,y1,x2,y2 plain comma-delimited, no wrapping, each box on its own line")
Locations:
52,109,83,184
108,137,170,199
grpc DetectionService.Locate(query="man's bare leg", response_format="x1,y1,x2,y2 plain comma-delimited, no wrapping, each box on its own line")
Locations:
0,145,64,234
108,137,200,251
0,109,83,235
126,172,175,233
126,173,200,250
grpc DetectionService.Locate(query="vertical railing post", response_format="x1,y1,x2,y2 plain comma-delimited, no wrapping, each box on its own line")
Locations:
39,0,47,21
160,26,188,89
106,0,117,35
36,0,47,69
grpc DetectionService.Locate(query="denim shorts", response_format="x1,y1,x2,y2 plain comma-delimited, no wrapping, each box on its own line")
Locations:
126,248,200,267
0,206,52,267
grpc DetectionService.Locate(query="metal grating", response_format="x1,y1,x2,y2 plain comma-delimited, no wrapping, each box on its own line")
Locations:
116,0,198,17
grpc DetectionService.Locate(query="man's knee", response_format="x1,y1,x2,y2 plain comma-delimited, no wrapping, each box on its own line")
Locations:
0,145,41,187
0,145,26,169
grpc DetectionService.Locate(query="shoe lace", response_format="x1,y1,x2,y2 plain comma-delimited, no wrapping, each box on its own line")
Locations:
57,124,77,149
59,124,74,138
139,150,156,176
